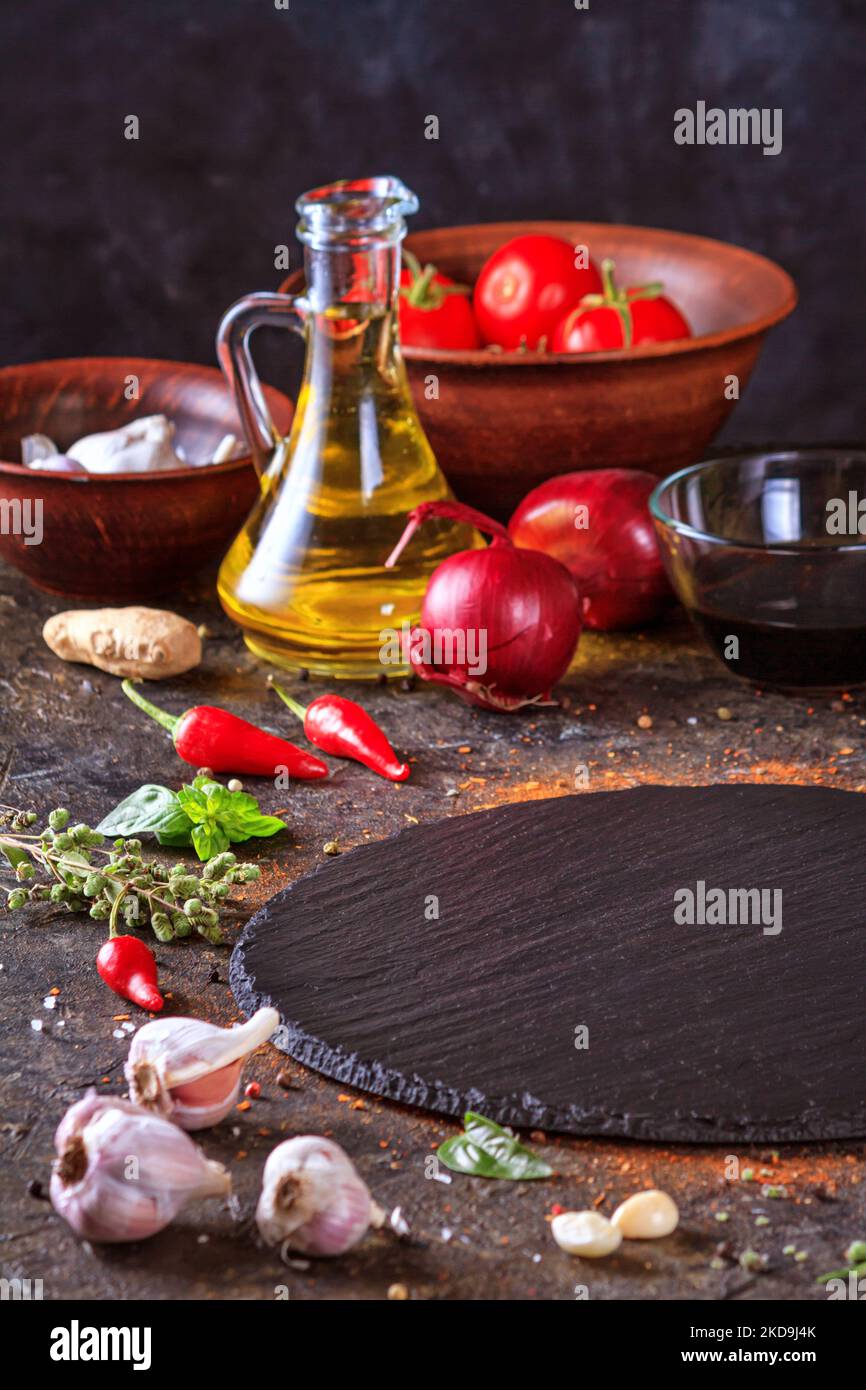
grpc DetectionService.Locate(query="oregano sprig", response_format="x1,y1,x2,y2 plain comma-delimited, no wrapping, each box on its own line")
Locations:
0,806,261,944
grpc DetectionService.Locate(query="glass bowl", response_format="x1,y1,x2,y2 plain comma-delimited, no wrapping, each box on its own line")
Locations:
650,448,866,691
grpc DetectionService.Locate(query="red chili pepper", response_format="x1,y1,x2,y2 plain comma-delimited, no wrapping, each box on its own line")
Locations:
271,682,410,782
121,680,329,779
96,934,164,1013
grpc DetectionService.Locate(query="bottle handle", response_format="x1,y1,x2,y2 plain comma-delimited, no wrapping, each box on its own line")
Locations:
216,292,308,477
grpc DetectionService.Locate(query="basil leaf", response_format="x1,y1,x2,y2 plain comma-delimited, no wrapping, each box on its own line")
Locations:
99,778,285,863
224,813,287,843
176,785,209,824
1,841,30,872
98,785,191,840
437,1111,553,1180
192,776,222,793
191,821,230,862
155,827,194,848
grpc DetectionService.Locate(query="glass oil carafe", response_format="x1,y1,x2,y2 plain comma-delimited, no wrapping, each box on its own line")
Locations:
216,176,474,679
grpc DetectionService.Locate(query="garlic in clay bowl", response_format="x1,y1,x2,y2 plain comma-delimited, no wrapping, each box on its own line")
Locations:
125,1007,279,1130
22,415,241,474
50,1090,231,1243
256,1136,379,1257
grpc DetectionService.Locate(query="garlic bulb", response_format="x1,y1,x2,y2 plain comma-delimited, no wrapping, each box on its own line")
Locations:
50,1090,230,1243
67,416,186,474
256,1136,376,1256
125,1007,279,1130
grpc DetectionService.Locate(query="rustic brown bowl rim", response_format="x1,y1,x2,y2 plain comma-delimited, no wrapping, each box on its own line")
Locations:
282,220,797,367
0,356,262,482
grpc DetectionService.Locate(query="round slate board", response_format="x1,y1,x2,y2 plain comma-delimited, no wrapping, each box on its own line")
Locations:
231,784,866,1142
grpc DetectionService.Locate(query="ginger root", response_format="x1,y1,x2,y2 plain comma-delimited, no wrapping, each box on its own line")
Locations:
43,607,202,680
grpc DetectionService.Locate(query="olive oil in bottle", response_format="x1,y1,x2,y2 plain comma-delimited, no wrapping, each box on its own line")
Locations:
217,177,474,679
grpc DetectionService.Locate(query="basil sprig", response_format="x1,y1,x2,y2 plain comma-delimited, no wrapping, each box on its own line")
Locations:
97,777,286,862
437,1111,554,1180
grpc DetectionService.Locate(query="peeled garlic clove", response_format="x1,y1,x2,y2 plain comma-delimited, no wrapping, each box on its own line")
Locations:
256,1136,376,1257
611,1189,679,1239
22,432,60,463
68,415,185,474
125,1007,279,1130
210,433,239,464
551,1210,623,1258
50,1089,230,1243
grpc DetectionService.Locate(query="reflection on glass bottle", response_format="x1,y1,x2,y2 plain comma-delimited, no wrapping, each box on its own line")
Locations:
216,177,475,679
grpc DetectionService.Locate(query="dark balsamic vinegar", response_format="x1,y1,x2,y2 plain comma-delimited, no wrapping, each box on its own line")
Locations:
687,550,866,689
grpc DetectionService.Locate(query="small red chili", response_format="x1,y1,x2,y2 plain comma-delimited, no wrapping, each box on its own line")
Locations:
271,682,410,782
96,934,164,1013
121,680,329,780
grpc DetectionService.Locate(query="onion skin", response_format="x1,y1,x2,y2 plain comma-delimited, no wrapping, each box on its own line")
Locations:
509,470,671,631
386,500,582,712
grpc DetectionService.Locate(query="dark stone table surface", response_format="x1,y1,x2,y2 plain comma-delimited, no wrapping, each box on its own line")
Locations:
2,560,863,1301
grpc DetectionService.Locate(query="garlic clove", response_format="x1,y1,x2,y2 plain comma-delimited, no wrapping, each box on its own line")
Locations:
551,1210,623,1258
68,416,186,474
210,433,240,464
50,1090,231,1243
125,1006,279,1130
611,1189,679,1239
22,432,60,463
256,1136,376,1257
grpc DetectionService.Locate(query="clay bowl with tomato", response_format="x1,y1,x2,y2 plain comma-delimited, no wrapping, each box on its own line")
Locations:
394,221,796,517
0,358,292,601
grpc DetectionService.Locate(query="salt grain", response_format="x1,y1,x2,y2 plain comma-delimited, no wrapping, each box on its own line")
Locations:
390,1206,411,1237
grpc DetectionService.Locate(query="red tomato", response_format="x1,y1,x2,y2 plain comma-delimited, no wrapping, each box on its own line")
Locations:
398,256,480,350
473,234,602,351
552,257,690,352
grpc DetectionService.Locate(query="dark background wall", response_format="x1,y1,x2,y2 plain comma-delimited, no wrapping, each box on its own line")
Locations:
1,0,862,442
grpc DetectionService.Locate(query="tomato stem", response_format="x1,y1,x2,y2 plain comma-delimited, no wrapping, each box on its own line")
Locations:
578,259,665,350
400,250,471,311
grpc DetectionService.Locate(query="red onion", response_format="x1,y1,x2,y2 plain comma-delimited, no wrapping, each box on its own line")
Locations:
385,500,582,712
508,470,671,630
